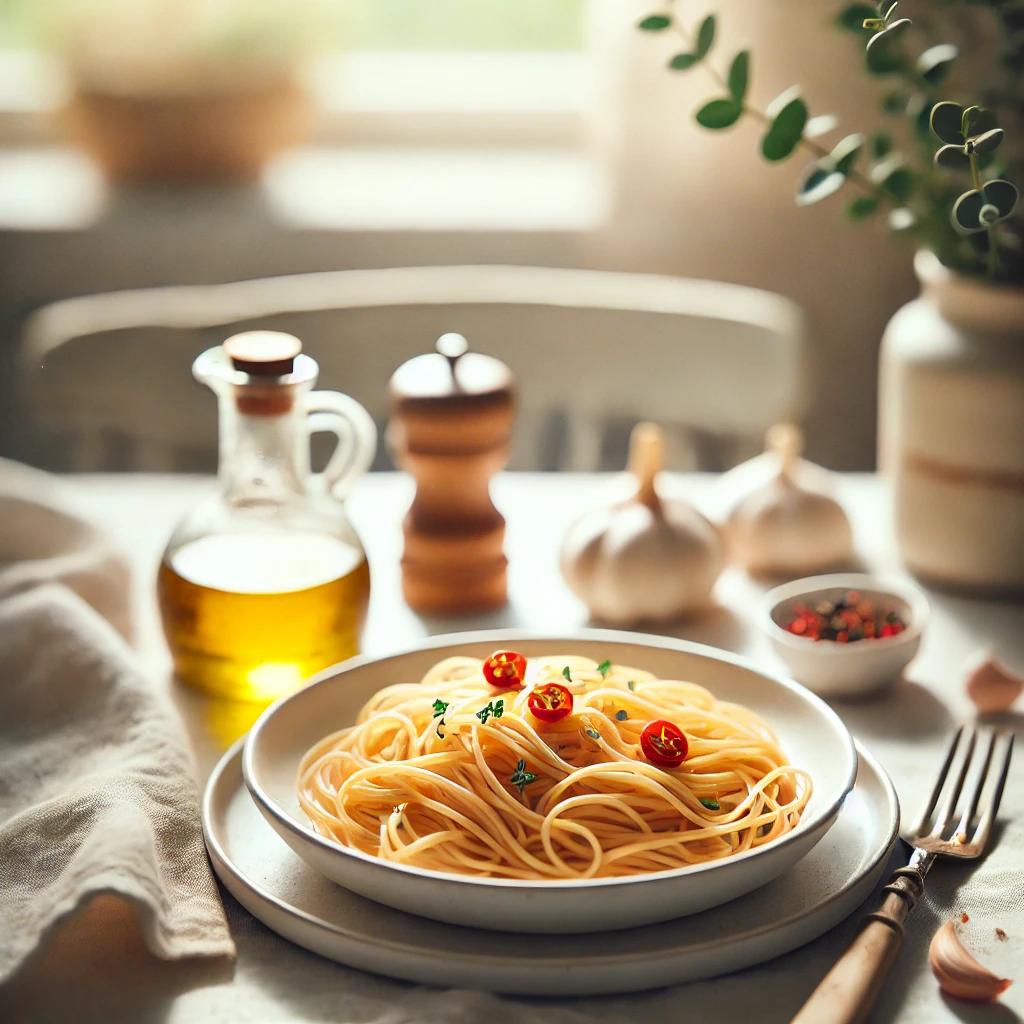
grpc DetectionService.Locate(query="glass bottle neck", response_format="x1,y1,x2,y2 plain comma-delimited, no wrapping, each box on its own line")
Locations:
217,394,310,505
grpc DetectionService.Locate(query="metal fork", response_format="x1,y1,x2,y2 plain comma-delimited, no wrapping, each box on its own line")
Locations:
792,725,1015,1024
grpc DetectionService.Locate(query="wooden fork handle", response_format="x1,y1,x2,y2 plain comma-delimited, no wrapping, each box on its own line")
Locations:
791,866,926,1024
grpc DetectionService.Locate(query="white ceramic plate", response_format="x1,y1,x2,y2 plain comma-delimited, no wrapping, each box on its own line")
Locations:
243,630,858,933
207,738,898,995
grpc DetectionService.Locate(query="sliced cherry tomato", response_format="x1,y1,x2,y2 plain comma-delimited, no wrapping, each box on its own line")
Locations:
640,720,689,768
527,683,574,723
483,650,527,689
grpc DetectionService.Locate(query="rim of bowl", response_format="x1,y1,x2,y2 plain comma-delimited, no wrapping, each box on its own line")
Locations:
242,628,858,891
207,738,897,968
760,573,929,654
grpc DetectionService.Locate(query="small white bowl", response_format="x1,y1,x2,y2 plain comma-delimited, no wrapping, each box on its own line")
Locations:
244,629,856,934
760,574,928,698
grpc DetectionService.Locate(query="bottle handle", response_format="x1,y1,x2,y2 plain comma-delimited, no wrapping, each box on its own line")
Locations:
305,391,377,500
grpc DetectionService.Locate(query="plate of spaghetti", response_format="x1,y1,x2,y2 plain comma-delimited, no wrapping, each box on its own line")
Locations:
244,630,856,933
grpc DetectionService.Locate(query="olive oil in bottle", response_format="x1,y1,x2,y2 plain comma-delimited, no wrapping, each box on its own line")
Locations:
159,331,376,702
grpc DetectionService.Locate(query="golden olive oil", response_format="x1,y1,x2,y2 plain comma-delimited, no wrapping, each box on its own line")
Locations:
158,532,370,702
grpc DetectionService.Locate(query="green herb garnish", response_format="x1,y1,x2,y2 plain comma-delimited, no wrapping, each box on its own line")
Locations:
562,666,573,683
699,797,721,811
432,698,449,718
596,659,612,679
476,699,505,725
627,680,636,691
615,710,629,721
510,759,538,796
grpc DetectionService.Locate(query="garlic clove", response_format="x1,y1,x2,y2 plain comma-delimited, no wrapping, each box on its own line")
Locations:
929,920,1011,1002
559,423,724,625
964,650,1024,715
723,423,855,578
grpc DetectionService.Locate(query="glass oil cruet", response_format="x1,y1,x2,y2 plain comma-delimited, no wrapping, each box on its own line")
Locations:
158,331,377,703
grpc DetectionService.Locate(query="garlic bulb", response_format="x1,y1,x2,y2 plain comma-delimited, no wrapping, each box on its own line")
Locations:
560,423,724,625
965,650,1024,715
725,424,854,577
929,920,1011,1002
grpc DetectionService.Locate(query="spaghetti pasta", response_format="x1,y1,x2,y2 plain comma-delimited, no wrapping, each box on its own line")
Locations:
297,654,812,880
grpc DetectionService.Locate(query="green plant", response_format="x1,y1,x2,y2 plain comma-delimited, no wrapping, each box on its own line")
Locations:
638,1,1022,283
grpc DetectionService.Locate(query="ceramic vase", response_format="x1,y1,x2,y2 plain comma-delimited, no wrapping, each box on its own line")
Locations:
878,250,1024,594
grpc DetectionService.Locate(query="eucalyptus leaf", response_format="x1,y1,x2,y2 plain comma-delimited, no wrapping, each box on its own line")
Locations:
696,98,742,129
669,52,700,71
832,133,865,175
984,178,1019,216
796,162,845,205
912,97,935,140
870,131,892,158
836,3,876,31
881,91,907,115
762,95,809,161
638,14,671,31
728,50,750,104
889,207,917,232
934,144,971,169
866,19,912,73
871,155,914,201
846,195,880,219
952,189,985,232
970,128,1004,154
865,18,911,52
930,101,965,144
805,114,839,139
766,86,802,120
917,43,958,84
963,106,998,137
696,15,716,58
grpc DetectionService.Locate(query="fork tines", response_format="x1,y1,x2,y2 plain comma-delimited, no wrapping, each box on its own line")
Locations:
911,725,1015,857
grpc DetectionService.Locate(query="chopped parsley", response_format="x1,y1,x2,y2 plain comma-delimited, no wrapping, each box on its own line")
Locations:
476,699,505,725
584,727,601,740
510,759,538,795
615,710,629,721
596,659,612,679
627,680,636,691
699,798,721,811
431,698,449,718
562,666,573,683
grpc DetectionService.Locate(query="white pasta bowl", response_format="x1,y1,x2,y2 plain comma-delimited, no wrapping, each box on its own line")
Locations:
243,630,857,934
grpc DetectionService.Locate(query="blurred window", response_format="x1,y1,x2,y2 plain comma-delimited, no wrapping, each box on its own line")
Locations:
0,1,590,147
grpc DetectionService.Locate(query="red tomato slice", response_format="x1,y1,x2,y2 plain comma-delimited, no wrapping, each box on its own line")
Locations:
640,720,689,767
483,650,527,689
527,683,574,723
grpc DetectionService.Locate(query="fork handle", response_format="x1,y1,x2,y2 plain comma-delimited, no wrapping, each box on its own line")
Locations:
791,866,926,1024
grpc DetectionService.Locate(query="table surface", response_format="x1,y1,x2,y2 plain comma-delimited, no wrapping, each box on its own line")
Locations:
6,472,1023,1024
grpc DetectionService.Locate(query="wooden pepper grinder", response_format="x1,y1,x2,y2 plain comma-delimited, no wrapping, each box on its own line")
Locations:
389,333,515,614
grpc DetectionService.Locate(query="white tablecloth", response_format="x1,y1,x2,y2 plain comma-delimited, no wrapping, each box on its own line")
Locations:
3,472,1022,1024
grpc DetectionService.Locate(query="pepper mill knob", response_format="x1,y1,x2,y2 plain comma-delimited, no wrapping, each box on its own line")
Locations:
389,334,516,614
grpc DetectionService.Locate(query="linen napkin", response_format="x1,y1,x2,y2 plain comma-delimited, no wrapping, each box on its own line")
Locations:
0,459,235,984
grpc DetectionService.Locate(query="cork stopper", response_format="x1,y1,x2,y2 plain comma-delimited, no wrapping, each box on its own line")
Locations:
223,331,304,416
224,331,302,376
